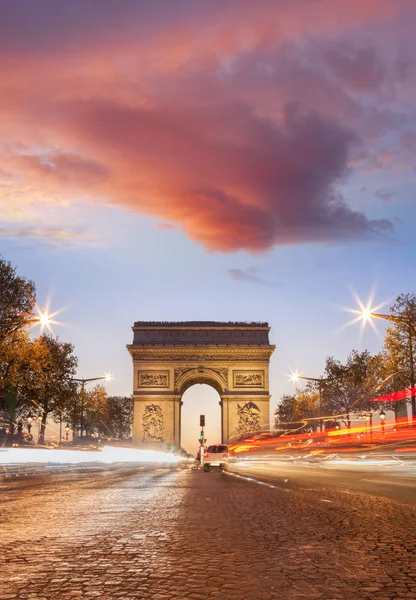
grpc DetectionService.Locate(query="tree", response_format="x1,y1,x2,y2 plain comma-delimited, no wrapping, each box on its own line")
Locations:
365,351,408,423
295,385,320,430
275,394,297,425
323,350,373,428
383,293,416,420
96,396,133,439
275,386,320,431
83,385,108,437
19,335,78,444
0,330,54,432
0,258,37,419
0,257,36,341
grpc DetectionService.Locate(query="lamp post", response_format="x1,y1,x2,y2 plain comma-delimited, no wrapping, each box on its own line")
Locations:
37,414,42,443
65,424,70,442
290,373,328,432
379,409,386,436
358,412,373,442
71,374,112,438
360,309,415,423
27,414,33,435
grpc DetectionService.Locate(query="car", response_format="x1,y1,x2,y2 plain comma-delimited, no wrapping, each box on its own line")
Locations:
203,444,229,471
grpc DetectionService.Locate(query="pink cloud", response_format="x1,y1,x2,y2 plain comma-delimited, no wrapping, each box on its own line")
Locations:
0,0,414,251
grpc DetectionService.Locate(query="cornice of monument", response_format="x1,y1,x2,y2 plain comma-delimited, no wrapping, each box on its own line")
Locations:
133,321,270,329
127,345,275,361
130,322,273,346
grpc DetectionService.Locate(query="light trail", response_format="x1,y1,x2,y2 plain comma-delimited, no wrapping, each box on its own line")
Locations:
369,387,416,403
0,446,184,466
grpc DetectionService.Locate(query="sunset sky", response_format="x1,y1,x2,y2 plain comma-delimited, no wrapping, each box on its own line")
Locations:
1,1,415,452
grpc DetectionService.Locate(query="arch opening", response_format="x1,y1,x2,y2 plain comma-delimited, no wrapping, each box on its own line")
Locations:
181,383,222,455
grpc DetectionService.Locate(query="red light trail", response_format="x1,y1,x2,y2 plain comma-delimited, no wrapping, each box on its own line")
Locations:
369,387,416,403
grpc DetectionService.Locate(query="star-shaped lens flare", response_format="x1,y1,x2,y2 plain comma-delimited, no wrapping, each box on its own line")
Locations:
30,304,63,334
338,290,390,337
289,371,301,383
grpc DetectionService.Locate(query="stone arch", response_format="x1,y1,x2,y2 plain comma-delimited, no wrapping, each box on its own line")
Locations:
175,367,226,396
127,322,275,449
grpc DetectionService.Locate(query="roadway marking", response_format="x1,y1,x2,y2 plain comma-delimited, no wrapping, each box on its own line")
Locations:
223,471,277,489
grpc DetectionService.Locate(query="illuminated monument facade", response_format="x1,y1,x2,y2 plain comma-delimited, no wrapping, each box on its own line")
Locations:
127,322,275,448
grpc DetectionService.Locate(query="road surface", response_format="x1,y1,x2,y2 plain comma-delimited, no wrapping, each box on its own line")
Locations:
226,457,416,502
1,465,416,599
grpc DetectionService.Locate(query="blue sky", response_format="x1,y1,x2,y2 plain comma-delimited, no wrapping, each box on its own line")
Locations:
2,201,414,451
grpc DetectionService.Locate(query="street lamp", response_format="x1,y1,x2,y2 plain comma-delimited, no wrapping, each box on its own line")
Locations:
290,372,328,432
27,414,33,435
360,310,412,324
358,412,373,442
65,424,70,442
25,307,56,330
71,373,113,438
379,409,386,435
359,308,416,422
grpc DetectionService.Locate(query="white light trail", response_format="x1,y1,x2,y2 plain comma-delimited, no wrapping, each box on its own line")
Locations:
0,446,184,466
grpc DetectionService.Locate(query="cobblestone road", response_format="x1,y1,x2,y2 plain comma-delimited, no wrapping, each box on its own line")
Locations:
1,466,416,600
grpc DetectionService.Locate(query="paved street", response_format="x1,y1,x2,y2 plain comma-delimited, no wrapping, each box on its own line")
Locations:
2,466,416,600
228,459,416,503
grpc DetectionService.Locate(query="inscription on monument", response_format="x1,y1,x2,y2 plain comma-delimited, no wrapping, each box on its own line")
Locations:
138,371,169,387
233,371,264,387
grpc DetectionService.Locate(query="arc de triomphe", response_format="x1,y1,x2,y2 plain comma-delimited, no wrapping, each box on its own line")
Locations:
127,322,275,448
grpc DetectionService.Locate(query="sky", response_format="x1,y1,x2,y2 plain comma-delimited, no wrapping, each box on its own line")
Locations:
1,0,415,453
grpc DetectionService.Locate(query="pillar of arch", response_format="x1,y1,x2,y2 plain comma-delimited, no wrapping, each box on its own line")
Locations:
127,322,275,449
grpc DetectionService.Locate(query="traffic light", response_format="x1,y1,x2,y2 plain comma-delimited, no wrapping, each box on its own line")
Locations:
199,431,204,440
200,415,205,427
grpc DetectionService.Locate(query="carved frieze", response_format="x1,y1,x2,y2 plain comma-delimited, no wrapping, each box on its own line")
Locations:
130,349,273,362
174,366,228,388
174,367,194,380
233,370,264,387
236,401,261,436
138,371,169,387
211,367,228,385
142,404,164,442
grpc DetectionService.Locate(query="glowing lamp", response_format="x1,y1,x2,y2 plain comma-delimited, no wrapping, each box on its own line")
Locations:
38,312,52,326
360,308,372,322
290,371,300,383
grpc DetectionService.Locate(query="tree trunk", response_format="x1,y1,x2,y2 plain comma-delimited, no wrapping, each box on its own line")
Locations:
39,412,48,445
409,327,415,424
